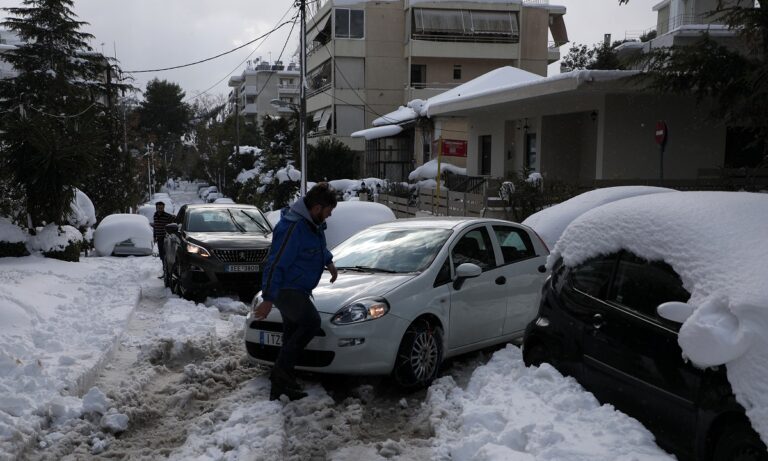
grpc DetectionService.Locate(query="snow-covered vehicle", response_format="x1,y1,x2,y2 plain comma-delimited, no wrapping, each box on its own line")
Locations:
245,217,549,388
523,191,768,461
93,214,153,257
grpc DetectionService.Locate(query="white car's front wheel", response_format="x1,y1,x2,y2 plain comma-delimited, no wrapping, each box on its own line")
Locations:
393,319,443,388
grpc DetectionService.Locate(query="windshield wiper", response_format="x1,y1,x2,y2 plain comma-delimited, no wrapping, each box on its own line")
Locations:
239,210,271,234
225,209,246,233
336,265,399,274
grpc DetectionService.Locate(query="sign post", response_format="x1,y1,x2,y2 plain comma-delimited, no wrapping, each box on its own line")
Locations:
655,121,668,182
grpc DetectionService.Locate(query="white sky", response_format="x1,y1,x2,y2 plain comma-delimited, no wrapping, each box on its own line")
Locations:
0,0,657,101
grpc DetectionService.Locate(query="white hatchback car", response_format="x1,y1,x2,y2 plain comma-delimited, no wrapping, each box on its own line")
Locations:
244,217,549,387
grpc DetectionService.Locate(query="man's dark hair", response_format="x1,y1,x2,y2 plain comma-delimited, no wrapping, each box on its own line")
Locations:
156,201,165,207
304,182,337,208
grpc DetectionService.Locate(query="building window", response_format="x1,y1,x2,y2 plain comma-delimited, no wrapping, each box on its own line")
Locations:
410,64,426,88
453,65,461,80
480,135,492,175
525,133,537,171
413,8,519,43
335,9,364,39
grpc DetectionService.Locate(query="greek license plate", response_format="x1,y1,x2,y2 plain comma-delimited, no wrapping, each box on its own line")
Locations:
259,331,282,346
226,264,260,272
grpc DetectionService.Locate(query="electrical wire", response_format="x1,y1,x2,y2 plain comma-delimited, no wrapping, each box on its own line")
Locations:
123,19,296,74
186,5,297,103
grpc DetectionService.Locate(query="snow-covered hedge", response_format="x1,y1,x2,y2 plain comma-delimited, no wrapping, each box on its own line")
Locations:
27,224,84,262
0,217,29,257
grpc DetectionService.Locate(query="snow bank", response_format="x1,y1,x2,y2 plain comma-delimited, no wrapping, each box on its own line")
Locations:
523,186,677,249
428,345,673,460
93,214,153,257
0,255,156,457
408,159,466,181
136,204,155,224
550,191,768,442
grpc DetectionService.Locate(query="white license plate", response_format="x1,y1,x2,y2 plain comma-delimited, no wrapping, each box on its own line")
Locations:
226,264,260,272
259,331,282,346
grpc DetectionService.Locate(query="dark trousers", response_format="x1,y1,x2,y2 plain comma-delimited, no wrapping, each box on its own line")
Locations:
275,289,320,372
156,238,166,268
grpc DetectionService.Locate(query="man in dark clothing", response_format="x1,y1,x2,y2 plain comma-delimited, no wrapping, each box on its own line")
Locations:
253,183,338,401
152,201,175,276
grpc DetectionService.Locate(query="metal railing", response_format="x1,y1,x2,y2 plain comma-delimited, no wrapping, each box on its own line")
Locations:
412,33,519,44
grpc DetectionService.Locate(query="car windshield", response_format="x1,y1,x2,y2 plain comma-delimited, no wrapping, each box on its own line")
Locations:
186,208,270,233
333,227,452,273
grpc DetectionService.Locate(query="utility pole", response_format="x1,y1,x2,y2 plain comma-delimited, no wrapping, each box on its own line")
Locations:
299,0,308,195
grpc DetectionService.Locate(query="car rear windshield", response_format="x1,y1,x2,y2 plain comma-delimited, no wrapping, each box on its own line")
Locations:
333,227,452,273
186,208,271,233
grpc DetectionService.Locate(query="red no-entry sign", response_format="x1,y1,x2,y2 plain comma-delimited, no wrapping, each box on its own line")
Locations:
655,121,668,146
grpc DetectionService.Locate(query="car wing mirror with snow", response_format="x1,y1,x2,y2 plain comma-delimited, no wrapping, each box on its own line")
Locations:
453,263,482,290
657,301,695,324
165,223,179,235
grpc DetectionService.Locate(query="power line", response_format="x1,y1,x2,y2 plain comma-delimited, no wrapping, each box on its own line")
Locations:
186,7,298,102
123,19,296,74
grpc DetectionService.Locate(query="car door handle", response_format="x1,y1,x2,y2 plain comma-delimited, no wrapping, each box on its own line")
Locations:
592,313,605,330
495,276,506,285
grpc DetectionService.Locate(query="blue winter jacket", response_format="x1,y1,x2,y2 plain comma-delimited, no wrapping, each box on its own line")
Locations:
261,198,333,302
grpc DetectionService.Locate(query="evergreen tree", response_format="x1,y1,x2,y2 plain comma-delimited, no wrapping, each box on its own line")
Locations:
307,138,358,181
561,41,625,72
0,0,121,228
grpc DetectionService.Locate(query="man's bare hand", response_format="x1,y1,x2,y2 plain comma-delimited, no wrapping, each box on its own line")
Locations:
253,300,273,320
328,262,338,283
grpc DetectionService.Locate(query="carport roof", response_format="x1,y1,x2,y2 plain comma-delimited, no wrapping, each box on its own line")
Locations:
425,70,641,117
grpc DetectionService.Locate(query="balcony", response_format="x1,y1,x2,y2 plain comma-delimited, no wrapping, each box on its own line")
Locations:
278,83,299,94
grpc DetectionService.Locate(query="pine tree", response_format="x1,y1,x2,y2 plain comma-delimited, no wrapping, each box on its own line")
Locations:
0,0,121,228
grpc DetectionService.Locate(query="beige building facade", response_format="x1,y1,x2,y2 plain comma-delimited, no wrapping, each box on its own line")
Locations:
227,60,300,126
305,0,568,179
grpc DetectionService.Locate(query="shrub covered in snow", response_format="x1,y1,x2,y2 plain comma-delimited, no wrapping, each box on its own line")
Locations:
27,224,84,262
0,217,29,257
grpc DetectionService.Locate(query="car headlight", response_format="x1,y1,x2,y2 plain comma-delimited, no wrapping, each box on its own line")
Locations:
186,242,210,257
331,298,389,325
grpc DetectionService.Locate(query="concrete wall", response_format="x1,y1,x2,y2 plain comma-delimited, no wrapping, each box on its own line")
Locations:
518,7,549,76
411,58,521,87
601,94,725,180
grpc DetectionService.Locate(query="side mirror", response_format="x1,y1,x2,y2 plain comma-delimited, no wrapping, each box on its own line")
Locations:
453,263,482,290
165,223,179,235
657,301,695,324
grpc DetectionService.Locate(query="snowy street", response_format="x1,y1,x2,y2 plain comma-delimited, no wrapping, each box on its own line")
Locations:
0,184,677,460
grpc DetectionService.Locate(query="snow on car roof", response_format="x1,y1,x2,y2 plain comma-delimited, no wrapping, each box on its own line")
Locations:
523,186,677,249
550,191,768,442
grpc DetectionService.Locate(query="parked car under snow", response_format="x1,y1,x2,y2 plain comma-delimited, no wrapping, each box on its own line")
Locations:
93,214,153,256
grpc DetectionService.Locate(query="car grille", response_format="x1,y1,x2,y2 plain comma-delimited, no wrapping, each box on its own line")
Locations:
246,342,335,367
213,248,269,263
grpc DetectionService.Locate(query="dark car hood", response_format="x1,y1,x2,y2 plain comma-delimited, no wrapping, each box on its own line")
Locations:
186,231,271,249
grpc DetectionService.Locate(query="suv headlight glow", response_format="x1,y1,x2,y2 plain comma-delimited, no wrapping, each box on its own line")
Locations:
186,242,211,257
331,298,389,325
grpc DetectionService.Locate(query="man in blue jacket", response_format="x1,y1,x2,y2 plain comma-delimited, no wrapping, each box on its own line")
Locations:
253,183,338,401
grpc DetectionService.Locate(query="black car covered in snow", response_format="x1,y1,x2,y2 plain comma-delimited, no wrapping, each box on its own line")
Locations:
163,203,272,302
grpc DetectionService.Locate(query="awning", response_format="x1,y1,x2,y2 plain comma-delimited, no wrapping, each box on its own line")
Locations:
319,109,332,130
549,14,569,46
312,109,325,123
308,13,331,43
351,125,404,141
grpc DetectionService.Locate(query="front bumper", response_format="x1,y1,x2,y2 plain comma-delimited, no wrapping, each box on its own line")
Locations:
244,309,410,376
180,253,262,295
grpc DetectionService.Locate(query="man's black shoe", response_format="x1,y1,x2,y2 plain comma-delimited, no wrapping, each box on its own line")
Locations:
270,367,303,392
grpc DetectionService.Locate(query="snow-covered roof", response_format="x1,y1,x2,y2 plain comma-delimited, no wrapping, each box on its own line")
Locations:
550,191,768,443
408,159,467,181
522,186,677,249
372,106,418,127
351,125,403,140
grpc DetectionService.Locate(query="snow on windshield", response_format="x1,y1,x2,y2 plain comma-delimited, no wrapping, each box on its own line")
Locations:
523,186,677,248
550,191,768,442
93,214,152,256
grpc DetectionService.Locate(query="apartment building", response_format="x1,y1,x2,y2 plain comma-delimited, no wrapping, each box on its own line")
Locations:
227,60,300,125
305,0,568,166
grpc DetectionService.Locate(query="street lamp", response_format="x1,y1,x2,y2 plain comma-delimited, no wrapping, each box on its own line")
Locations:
270,98,307,195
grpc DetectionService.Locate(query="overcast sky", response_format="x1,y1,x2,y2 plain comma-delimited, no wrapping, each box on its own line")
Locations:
0,0,657,102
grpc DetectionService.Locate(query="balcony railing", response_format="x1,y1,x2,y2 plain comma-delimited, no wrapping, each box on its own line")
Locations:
279,83,299,91
628,12,726,39
412,33,519,44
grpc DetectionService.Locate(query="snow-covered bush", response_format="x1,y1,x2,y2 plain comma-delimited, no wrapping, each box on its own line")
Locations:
0,217,29,257
27,224,84,262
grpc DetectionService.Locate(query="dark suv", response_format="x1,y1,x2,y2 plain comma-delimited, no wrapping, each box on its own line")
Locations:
163,204,272,302
522,251,767,461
